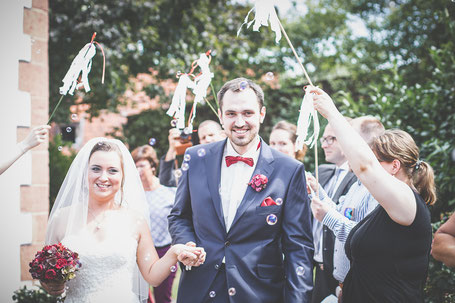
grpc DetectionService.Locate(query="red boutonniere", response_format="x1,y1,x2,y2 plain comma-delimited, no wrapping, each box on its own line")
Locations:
249,174,268,192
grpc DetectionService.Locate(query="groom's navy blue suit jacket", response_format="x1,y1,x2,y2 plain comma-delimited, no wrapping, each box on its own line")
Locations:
168,139,314,302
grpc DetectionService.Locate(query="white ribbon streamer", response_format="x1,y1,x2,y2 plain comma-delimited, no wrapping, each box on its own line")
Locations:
237,0,282,43
190,53,214,125
59,43,97,96
296,92,320,150
166,74,195,130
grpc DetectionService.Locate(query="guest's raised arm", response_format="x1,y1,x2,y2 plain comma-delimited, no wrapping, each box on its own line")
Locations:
310,86,434,226
0,125,50,175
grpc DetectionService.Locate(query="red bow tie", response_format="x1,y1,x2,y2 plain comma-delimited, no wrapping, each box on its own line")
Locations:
225,156,254,167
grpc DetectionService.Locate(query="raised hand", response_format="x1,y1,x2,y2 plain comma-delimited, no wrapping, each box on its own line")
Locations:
19,125,51,152
307,86,339,119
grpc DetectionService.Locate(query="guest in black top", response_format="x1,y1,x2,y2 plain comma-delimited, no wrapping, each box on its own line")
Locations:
309,86,437,302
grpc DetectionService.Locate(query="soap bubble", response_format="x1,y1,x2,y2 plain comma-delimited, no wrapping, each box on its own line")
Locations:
174,169,183,178
296,266,305,276
266,214,278,225
276,198,283,205
181,162,189,171
209,291,216,298
57,146,63,151
170,120,178,127
239,81,248,91
148,138,156,146
228,288,236,296
66,127,72,133
197,148,206,157
265,72,274,81
170,265,177,273
71,114,78,121
184,154,191,162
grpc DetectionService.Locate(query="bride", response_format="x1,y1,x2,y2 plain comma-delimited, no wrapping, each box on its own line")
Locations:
41,138,205,302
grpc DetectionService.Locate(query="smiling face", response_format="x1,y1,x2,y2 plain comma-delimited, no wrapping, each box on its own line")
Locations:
88,151,123,203
218,88,266,154
269,129,296,159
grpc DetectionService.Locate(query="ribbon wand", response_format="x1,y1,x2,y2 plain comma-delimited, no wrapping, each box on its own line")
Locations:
47,32,105,124
274,13,319,194
237,0,320,193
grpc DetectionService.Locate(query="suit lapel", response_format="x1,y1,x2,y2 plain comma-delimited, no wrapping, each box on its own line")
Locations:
319,165,336,187
332,171,356,203
204,140,227,231
228,140,275,232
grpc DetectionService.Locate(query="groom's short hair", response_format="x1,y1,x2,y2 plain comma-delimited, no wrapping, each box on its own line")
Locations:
217,77,264,110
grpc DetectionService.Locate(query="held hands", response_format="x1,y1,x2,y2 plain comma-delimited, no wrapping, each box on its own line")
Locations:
307,86,339,119
19,125,51,152
41,280,66,296
172,242,206,268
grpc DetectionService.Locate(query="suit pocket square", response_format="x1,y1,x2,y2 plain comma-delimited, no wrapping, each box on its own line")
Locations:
260,197,277,207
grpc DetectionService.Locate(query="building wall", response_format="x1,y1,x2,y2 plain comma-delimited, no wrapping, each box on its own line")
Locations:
0,0,49,299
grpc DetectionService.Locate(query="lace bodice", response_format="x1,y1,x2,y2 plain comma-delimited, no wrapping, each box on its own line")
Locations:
62,211,141,303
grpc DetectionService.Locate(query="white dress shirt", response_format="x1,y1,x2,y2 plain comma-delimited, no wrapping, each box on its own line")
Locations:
220,136,260,232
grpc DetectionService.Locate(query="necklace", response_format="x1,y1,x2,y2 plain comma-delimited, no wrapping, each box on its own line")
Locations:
87,207,107,231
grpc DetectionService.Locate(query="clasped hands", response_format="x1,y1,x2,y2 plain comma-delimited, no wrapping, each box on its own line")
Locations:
174,241,206,268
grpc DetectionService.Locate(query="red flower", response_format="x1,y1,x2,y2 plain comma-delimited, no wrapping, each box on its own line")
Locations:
56,259,68,269
248,174,268,192
44,269,57,280
29,242,81,282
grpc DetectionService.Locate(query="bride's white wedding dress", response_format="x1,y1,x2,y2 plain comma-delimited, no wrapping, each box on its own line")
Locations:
62,211,141,303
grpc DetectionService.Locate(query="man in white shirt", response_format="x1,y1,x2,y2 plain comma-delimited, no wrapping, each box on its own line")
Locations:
169,77,314,303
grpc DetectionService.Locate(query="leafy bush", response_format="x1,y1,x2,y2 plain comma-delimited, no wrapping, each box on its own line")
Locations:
49,134,76,210
12,286,58,303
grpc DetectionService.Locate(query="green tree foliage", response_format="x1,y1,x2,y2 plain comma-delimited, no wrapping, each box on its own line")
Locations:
49,135,76,209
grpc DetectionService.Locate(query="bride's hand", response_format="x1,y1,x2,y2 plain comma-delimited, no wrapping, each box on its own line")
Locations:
41,280,66,296
172,244,206,267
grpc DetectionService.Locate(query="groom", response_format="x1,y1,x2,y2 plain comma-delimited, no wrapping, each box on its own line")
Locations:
168,78,314,302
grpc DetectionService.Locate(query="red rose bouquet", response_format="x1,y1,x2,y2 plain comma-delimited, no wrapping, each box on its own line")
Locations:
29,243,81,283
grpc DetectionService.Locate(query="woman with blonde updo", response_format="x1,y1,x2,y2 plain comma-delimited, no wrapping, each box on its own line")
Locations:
309,86,436,302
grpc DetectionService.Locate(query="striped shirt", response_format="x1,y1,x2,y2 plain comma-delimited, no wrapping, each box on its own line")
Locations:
322,180,378,282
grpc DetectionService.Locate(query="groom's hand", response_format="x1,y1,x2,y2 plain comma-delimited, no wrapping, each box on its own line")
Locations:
174,243,206,268
185,241,206,266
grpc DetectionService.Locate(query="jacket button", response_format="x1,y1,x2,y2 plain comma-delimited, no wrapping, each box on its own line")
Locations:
225,241,231,247
215,264,220,270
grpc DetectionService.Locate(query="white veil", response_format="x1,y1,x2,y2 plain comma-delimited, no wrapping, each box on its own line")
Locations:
46,137,150,303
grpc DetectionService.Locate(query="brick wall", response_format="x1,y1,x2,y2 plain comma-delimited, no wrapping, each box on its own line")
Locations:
19,0,50,282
